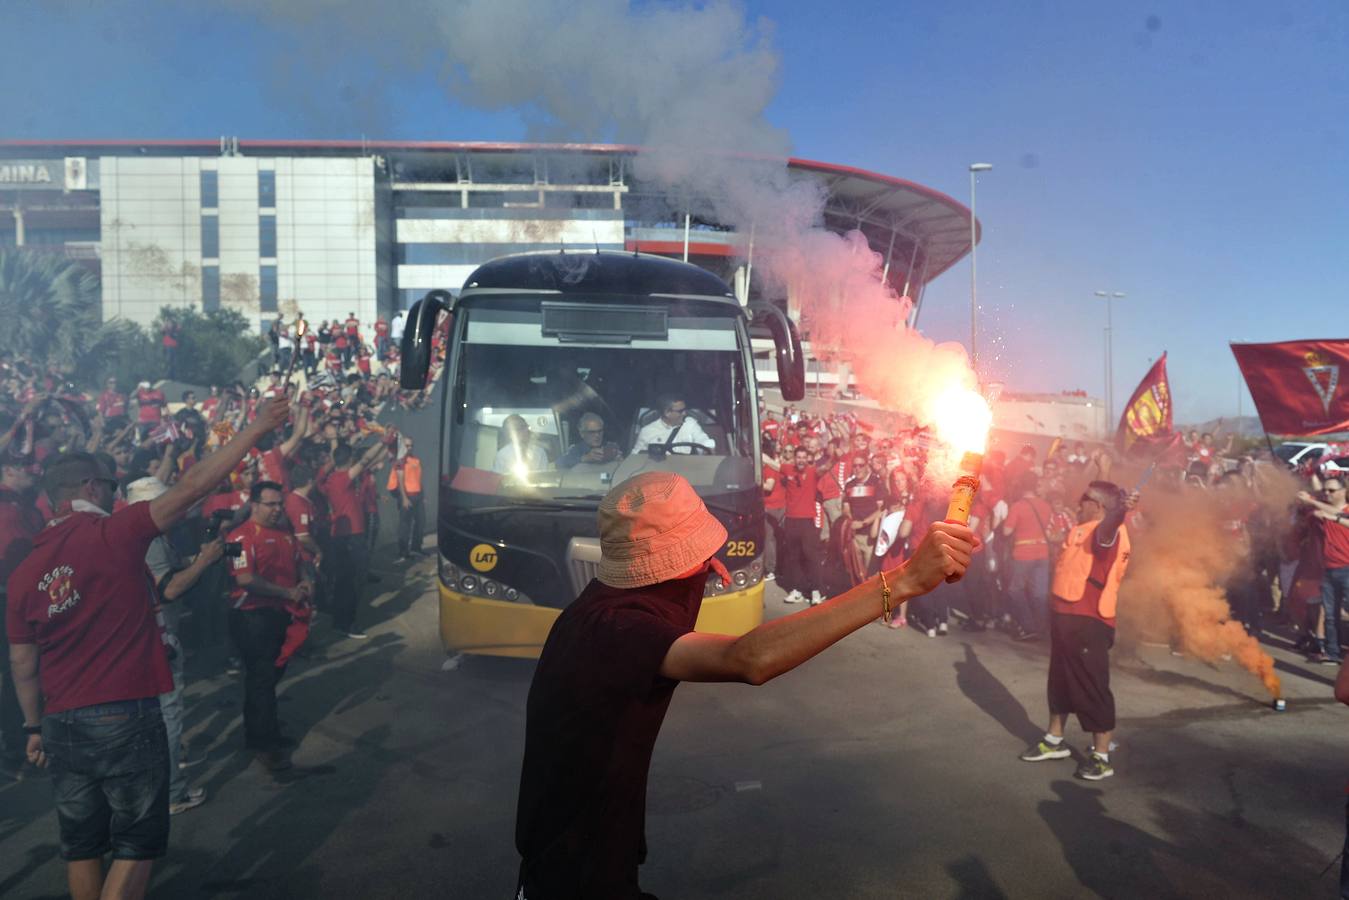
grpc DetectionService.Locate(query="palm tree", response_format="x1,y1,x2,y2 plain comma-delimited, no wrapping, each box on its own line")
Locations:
0,248,144,384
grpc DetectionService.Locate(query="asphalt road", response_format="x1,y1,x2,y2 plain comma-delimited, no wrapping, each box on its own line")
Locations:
2,544,1345,900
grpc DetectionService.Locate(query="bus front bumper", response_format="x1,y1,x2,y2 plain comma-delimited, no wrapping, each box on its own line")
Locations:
438,581,766,659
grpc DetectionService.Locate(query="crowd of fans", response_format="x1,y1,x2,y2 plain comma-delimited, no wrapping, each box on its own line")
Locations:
759,404,1349,658
0,314,433,898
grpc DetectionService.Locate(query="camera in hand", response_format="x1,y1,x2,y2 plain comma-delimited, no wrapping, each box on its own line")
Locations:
203,508,235,540
224,541,244,558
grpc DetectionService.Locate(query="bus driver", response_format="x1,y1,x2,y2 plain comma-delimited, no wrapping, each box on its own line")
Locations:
632,394,715,455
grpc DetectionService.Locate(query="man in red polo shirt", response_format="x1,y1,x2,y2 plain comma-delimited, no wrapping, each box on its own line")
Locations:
373,315,390,360
778,445,832,605
319,441,388,638
96,378,127,420
135,382,166,439
227,480,313,772
6,397,289,900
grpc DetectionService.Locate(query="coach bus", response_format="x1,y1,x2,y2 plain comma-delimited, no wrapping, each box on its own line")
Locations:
399,250,804,658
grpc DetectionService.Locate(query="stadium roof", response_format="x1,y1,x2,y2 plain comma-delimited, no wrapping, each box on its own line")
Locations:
0,139,976,288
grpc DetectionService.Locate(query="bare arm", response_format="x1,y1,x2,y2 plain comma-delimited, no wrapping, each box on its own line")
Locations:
349,442,388,479
148,398,289,532
152,444,178,484
161,539,225,602
9,642,41,725
660,522,974,684
278,403,308,458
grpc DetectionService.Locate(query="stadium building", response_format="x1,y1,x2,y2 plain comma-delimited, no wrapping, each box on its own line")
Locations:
0,139,976,338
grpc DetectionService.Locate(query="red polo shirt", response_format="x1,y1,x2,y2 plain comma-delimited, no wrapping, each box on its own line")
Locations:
5,501,171,714
227,520,301,611
1320,507,1349,569
321,469,365,536
1004,497,1054,561
763,465,786,511
780,464,819,520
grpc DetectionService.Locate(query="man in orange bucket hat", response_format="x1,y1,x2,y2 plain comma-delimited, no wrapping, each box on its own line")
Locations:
515,471,975,899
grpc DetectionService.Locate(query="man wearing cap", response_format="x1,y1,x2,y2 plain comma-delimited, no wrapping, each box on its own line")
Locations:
6,397,289,900
1019,480,1137,781
515,471,975,899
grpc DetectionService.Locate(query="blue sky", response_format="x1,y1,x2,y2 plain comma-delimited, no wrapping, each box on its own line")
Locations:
2,1,1346,424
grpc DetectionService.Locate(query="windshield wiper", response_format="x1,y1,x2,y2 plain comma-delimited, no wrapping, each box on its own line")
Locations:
551,494,606,501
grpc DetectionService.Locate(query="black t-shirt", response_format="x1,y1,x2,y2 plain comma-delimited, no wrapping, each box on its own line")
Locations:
843,471,885,521
516,572,707,899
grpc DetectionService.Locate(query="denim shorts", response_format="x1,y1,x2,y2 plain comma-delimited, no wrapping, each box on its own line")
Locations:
42,698,170,861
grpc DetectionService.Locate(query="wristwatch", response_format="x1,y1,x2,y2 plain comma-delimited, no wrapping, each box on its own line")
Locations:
23,723,42,736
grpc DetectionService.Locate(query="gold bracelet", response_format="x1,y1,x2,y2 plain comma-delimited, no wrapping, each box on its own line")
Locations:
879,568,892,624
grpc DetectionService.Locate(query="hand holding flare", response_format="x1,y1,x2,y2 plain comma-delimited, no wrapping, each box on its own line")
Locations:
932,388,992,582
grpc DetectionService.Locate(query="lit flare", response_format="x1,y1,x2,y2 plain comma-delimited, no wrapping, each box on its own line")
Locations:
931,388,992,526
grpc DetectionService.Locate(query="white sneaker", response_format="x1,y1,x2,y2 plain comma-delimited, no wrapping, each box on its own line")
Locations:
783,590,805,604
938,622,948,635
809,591,824,606
169,787,207,815
926,628,937,638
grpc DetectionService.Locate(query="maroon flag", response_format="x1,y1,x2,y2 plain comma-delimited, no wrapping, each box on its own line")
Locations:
1116,353,1173,455
1231,340,1349,435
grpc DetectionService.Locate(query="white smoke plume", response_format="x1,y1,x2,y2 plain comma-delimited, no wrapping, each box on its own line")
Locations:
197,0,975,421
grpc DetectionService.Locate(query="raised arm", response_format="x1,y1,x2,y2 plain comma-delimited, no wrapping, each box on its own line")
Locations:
149,398,289,532
659,522,974,684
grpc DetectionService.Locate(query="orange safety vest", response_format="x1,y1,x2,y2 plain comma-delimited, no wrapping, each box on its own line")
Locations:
387,456,423,495
1051,521,1131,619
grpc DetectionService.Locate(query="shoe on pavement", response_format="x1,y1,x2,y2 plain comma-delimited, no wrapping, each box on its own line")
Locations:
783,590,805,604
169,787,207,815
225,656,243,675
926,627,937,638
937,622,948,636
1075,754,1115,781
1323,656,1343,667
345,630,370,640
1019,739,1072,762
1014,629,1039,642
809,591,825,606
764,572,775,581
254,750,293,773
1307,652,1329,664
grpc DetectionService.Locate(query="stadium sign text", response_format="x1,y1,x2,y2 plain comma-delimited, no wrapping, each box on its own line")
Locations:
0,162,58,186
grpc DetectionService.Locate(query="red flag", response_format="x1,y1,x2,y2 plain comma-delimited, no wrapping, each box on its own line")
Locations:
1116,353,1173,455
1231,340,1349,435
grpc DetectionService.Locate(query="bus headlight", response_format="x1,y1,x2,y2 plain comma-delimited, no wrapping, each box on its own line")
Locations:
733,570,749,588
440,552,532,603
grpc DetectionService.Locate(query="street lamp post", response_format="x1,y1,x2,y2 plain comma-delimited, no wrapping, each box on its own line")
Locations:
969,163,992,371
1094,290,1126,430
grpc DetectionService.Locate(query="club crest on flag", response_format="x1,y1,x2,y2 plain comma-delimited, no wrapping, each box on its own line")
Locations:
1303,350,1339,416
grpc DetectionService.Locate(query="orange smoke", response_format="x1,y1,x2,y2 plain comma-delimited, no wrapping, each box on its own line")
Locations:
1116,467,1298,698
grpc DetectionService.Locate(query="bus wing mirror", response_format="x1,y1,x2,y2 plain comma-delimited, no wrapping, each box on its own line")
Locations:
748,303,805,401
399,290,452,390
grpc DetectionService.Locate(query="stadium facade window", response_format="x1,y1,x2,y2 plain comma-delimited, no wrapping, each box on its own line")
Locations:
259,264,277,312
202,265,220,311
200,170,218,208
259,215,277,258
258,170,276,208
201,215,219,258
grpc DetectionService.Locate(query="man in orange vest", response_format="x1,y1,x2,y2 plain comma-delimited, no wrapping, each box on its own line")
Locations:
390,438,425,562
1019,480,1137,781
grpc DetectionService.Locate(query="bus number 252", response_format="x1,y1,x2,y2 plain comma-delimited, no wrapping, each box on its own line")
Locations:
725,540,756,557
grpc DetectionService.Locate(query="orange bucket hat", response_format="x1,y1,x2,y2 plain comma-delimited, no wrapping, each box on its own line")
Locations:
596,472,728,589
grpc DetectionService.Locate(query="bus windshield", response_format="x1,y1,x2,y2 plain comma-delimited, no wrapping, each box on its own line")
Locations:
444,300,757,503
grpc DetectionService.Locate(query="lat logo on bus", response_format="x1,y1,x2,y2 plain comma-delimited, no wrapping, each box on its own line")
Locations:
469,544,499,572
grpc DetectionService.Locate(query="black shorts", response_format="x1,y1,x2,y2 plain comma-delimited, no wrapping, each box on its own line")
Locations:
1047,613,1116,734
42,698,170,861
